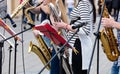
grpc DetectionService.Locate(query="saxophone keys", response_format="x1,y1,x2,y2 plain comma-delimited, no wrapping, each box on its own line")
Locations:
72,47,79,55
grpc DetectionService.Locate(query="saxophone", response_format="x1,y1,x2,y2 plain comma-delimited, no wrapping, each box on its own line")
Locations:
100,0,120,61
28,34,51,70
25,6,51,70
11,0,30,18
24,6,35,24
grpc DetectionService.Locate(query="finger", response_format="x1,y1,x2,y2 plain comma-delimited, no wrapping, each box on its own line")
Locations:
53,22,57,25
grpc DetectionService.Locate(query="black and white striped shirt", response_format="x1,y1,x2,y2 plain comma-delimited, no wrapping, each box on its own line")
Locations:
67,0,94,44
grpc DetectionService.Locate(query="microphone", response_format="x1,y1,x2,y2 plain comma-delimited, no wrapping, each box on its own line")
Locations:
4,14,16,28
72,22,88,29
70,17,81,24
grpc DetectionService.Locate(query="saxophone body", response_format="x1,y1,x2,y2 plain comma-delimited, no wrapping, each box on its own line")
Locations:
100,0,120,61
11,0,30,18
28,29,51,70
28,34,51,70
24,6,35,24
25,4,51,70
24,1,43,25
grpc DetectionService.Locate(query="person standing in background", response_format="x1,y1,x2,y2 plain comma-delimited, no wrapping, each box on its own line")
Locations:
65,0,74,16
102,11,120,74
112,0,120,20
53,0,96,73
25,0,70,74
105,0,112,15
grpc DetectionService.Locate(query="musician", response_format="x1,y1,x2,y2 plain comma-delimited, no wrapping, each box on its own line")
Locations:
102,14,120,74
65,0,74,16
54,0,96,73
25,0,69,74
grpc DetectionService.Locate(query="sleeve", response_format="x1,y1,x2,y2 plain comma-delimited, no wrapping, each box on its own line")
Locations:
71,1,91,27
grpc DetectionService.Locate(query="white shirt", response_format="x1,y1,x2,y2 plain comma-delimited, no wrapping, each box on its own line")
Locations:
68,0,94,70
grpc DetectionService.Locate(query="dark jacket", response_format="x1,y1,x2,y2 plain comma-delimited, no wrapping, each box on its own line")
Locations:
112,0,120,9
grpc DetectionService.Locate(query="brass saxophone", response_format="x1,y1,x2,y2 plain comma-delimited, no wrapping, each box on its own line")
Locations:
100,0,120,61
24,6,35,24
11,0,30,18
28,34,51,70
25,6,51,70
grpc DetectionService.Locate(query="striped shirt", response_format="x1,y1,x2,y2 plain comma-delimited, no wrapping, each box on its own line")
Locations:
67,0,94,44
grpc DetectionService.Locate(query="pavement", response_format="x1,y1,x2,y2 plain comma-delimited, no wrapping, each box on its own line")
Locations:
0,16,114,74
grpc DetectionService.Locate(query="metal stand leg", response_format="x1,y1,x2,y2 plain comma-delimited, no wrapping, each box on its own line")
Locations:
0,41,3,74
8,46,12,74
14,39,18,74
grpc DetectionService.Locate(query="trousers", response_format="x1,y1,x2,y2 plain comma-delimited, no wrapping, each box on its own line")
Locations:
111,61,120,74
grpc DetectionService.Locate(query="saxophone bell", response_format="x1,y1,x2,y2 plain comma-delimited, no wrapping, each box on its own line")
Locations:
28,30,52,70
100,29,119,61
29,41,51,70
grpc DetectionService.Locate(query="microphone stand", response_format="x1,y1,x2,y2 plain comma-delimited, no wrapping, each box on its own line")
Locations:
87,0,106,74
0,24,34,74
38,27,80,74
59,50,64,74
8,46,12,74
21,7,27,74
0,32,14,74
14,38,18,74
0,41,3,74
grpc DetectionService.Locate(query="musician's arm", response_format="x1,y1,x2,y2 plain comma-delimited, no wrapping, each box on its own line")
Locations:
53,21,75,32
24,3,50,14
64,23,76,32
40,4,50,14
